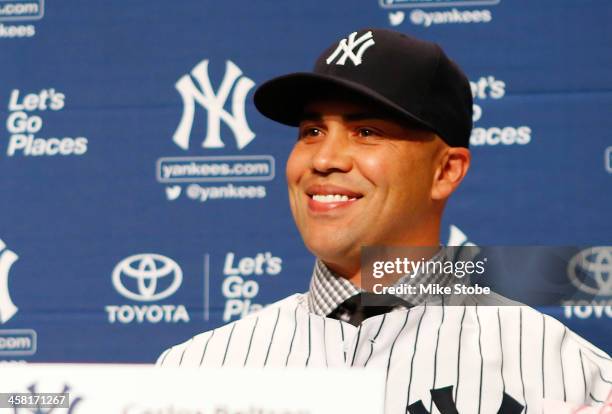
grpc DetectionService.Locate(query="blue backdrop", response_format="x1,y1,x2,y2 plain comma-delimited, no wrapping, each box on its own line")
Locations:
0,0,610,363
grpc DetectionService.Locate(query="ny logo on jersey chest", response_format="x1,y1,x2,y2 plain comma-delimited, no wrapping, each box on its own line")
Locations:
407,386,523,414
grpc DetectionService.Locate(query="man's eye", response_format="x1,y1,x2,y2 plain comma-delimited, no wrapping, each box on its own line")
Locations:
301,127,321,137
358,128,377,137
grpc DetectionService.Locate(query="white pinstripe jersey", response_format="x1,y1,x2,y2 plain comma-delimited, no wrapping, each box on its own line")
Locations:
157,293,612,414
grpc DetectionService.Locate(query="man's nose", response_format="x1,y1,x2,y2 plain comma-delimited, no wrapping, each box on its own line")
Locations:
311,128,353,174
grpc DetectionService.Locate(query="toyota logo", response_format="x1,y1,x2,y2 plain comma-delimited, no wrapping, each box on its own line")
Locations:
567,246,612,296
112,254,183,301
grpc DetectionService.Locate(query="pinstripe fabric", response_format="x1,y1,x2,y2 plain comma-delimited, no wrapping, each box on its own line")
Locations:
158,292,612,414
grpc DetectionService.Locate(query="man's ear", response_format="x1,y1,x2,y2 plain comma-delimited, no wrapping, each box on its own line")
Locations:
431,146,471,201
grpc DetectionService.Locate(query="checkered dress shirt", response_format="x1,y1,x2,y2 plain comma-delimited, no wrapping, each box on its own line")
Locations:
307,249,455,317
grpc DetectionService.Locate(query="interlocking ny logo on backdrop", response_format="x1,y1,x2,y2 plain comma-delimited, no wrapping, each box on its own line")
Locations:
326,31,375,66
173,60,255,150
112,254,183,302
0,238,19,324
568,247,612,297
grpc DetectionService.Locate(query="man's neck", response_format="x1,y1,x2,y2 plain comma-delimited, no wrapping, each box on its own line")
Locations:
323,260,362,286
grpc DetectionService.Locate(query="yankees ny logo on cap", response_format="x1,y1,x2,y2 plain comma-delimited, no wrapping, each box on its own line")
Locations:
326,31,375,66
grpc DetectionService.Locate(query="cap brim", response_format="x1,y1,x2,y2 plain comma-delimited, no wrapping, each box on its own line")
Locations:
253,72,436,132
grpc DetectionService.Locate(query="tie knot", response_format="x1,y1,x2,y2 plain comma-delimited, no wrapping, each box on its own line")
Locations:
327,292,412,326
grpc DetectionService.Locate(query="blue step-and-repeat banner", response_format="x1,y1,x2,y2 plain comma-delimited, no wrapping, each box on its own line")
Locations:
0,0,610,363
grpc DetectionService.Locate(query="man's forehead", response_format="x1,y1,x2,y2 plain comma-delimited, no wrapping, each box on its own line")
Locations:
299,99,429,133
301,99,401,123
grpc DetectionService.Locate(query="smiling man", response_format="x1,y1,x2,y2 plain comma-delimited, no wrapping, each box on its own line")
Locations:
158,29,611,413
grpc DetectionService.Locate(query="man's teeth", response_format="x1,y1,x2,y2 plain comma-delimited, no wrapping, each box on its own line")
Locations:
312,194,355,203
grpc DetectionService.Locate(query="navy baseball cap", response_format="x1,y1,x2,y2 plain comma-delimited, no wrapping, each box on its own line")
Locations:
254,28,473,148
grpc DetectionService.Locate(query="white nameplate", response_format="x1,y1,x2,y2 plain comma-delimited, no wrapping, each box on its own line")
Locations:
0,364,385,413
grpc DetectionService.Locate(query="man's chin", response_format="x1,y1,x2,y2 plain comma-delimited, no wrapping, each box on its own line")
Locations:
305,240,360,271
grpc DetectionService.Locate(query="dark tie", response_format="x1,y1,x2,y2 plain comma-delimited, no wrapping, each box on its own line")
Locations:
327,292,412,326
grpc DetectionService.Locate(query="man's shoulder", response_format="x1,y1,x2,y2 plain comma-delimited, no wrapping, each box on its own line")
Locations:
496,304,611,361
469,293,608,353
156,293,306,367
452,299,609,359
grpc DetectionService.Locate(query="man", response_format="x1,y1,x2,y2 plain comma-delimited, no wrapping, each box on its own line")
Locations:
158,29,611,413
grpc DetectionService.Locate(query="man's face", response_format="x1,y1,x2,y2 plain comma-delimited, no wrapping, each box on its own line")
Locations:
286,99,445,274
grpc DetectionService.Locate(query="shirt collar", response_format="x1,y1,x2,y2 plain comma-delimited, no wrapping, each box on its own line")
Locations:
307,248,456,316
307,259,361,317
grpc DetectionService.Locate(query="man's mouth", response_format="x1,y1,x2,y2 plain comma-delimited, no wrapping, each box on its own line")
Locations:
305,185,363,211
311,194,357,203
